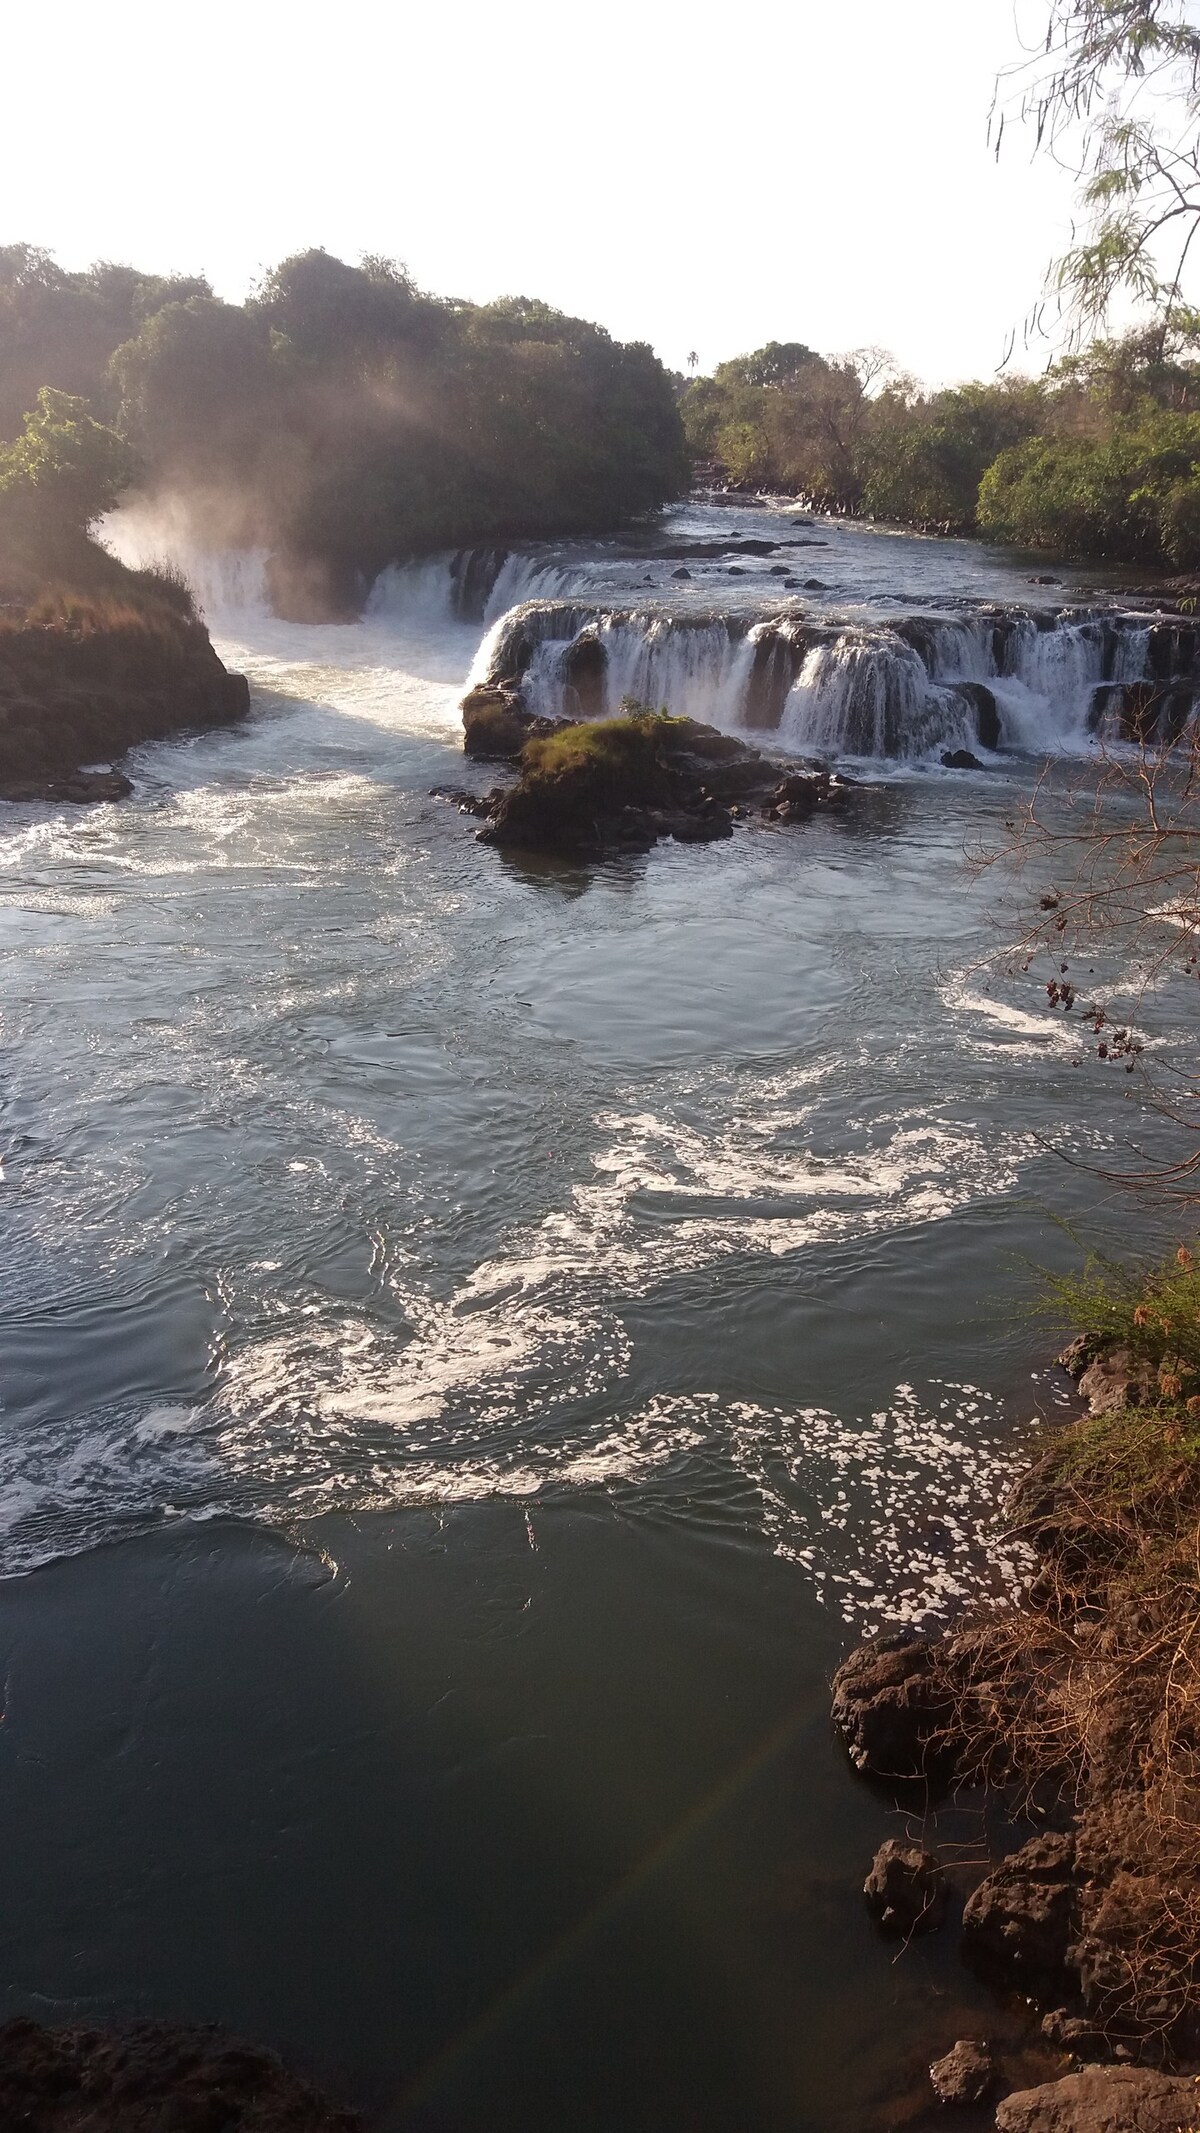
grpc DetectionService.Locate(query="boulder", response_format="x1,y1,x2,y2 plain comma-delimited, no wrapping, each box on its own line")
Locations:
929,2039,995,2106
961,1833,1079,1995
864,1838,947,1935
830,1630,956,1784
994,2067,1200,2132
942,748,984,771
461,686,539,761
1076,1347,1155,1417
765,769,846,823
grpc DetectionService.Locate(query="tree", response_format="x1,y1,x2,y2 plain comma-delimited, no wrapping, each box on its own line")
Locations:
0,387,137,548
996,0,1200,338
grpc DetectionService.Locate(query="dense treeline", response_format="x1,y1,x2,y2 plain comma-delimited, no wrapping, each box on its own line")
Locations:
0,244,687,611
682,325,1200,569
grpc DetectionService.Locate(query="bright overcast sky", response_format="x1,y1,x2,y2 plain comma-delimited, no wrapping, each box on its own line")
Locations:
3,0,1093,386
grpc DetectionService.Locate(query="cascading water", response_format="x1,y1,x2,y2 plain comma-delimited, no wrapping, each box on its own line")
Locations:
471,594,1197,763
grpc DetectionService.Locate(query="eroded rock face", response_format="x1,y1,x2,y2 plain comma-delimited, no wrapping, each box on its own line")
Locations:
961,1834,1079,1995
0,2017,359,2131
864,1839,947,1935
830,1631,956,1784
994,2066,1200,2132
929,2039,994,2106
0,625,249,803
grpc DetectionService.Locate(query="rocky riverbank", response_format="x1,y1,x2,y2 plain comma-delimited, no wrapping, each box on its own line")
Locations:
832,1254,1200,2129
0,2016,358,2130
0,576,249,803
445,686,851,856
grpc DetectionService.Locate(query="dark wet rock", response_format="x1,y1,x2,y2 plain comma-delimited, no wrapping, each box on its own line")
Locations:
742,626,808,730
644,538,780,560
1041,2008,1107,2056
1029,575,1063,586
671,566,692,580
726,566,745,576
802,577,827,590
563,631,607,721
949,680,1002,750
830,1630,957,1784
929,2039,995,2105
994,2067,1200,2132
864,1838,947,1936
769,565,790,576
429,784,494,819
1058,1335,1103,1380
941,748,984,770
765,768,847,823
961,1833,1079,1995
0,768,134,805
0,2015,359,2130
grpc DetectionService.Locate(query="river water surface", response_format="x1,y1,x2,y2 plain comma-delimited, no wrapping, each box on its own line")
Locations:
0,505,1189,2130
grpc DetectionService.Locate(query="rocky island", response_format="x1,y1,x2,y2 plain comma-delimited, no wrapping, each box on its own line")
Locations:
448,686,851,856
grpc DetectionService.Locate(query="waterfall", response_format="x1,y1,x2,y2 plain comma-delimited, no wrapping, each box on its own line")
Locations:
470,596,1197,763
101,506,271,624
780,634,975,759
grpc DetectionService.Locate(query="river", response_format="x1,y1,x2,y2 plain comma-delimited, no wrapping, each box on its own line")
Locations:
0,502,1190,2130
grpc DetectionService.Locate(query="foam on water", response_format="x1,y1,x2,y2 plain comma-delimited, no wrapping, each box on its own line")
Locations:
4,499,1189,1615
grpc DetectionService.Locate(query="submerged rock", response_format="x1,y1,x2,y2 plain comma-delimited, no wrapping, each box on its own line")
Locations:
0,2016,359,2130
929,2039,995,2106
863,1838,947,1935
994,2066,1200,2131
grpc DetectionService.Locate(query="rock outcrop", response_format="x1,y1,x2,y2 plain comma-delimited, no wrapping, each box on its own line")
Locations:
993,2067,1200,2132
830,1629,956,1784
0,608,249,803
453,695,853,858
962,1834,1080,1996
